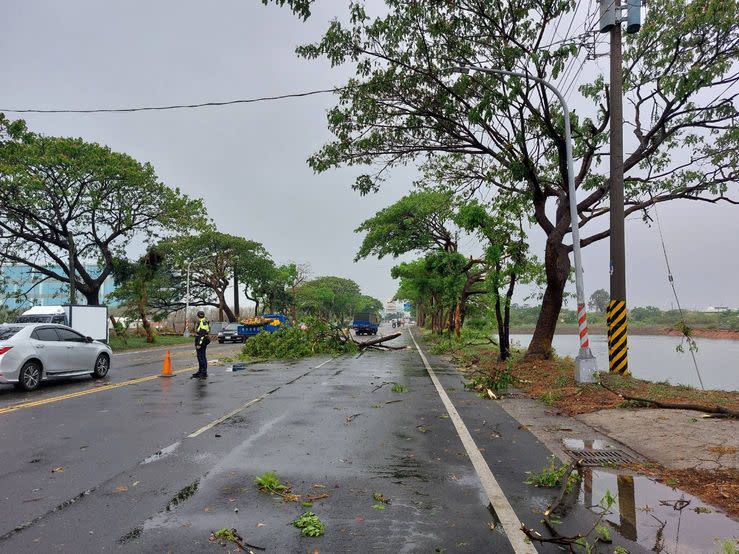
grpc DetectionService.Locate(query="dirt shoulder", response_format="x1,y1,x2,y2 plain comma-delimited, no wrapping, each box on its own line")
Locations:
460,347,739,518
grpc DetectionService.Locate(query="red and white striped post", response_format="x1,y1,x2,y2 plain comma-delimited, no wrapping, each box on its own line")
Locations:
577,303,590,349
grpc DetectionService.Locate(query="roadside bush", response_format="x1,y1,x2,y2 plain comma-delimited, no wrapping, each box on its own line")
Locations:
241,317,357,360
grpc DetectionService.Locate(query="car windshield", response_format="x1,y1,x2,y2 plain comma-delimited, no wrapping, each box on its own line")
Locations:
0,326,23,340
225,324,239,331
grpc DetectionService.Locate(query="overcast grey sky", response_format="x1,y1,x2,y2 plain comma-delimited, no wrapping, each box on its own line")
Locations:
2,1,737,310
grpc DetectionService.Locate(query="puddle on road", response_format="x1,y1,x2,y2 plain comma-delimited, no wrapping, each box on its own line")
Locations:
579,469,738,553
140,441,181,465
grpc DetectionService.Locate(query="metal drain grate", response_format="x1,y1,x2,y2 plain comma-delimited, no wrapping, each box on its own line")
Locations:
564,448,637,467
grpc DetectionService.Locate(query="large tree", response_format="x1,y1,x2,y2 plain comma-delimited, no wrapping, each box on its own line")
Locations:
159,231,270,323
272,0,739,358
295,276,363,323
0,115,204,304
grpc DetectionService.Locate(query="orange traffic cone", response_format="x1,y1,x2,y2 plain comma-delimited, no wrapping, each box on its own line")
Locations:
161,350,174,377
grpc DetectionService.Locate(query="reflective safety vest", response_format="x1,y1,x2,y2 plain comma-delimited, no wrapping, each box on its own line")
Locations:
196,318,210,334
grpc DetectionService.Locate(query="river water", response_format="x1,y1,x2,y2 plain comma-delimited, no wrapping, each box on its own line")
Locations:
509,334,739,391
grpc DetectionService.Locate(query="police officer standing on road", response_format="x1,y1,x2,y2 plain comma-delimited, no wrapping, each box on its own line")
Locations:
191,310,211,379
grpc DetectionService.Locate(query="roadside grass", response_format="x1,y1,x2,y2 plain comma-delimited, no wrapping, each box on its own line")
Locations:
108,334,192,352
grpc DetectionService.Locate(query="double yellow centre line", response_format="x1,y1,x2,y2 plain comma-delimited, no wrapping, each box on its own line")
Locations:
0,366,196,416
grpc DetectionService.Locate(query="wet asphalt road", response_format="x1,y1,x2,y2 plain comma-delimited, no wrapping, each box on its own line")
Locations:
0,328,645,553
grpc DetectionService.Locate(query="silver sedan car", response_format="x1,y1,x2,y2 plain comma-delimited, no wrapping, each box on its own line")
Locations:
0,323,112,391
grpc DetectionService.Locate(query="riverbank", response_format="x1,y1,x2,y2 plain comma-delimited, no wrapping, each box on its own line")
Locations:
510,325,739,341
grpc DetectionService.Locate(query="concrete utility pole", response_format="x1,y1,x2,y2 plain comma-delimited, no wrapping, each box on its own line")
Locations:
450,65,597,382
68,231,76,305
233,261,240,319
600,0,641,376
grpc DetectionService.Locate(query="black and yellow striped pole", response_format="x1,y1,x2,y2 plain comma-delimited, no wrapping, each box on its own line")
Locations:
606,0,631,376
607,299,629,375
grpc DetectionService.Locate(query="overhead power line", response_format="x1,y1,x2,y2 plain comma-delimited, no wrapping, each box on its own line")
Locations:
0,87,344,114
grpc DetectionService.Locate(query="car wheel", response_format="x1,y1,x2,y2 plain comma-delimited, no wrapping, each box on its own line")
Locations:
92,354,110,379
18,361,42,391
218,339,224,344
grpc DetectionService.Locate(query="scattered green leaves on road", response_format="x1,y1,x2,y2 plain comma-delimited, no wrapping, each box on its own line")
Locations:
391,383,407,393
293,511,325,537
372,492,390,504
524,456,580,493
255,471,288,494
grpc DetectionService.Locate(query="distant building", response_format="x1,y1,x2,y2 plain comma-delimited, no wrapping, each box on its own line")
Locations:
705,306,731,313
385,298,398,314
1,264,118,309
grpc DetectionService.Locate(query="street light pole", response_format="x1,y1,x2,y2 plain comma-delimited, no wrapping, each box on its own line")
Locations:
450,65,597,382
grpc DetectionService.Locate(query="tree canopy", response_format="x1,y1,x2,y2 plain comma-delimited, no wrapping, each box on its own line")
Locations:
0,114,204,304
274,0,738,357
158,231,270,323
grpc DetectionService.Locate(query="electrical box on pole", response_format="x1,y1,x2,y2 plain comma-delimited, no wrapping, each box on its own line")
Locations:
626,0,641,34
600,0,642,34
599,0,616,32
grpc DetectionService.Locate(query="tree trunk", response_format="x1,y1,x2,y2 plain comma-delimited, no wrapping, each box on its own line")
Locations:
138,297,154,343
448,305,456,334
527,237,569,359
82,287,100,306
499,271,517,361
454,303,463,338
494,291,506,360
418,303,426,327
216,291,237,322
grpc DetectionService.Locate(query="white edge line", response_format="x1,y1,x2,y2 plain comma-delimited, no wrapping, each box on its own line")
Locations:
408,329,537,554
186,357,335,438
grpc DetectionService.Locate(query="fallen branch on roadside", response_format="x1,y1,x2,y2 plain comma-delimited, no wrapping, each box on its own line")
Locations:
600,382,738,418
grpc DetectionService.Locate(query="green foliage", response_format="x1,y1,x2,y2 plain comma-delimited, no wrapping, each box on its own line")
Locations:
715,538,739,554
279,0,739,358
539,391,563,406
588,289,610,313
292,512,325,537
595,524,612,542
159,231,270,322
294,276,363,324
525,456,580,493
614,547,629,554
465,366,513,395
355,189,458,260
0,114,203,304
261,0,312,20
211,528,243,547
391,383,407,393
254,471,287,494
242,317,357,360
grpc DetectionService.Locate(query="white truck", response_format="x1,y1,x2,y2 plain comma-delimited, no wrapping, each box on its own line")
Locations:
15,305,109,343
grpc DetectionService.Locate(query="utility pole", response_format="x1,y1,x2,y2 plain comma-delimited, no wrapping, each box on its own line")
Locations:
233,261,240,319
600,0,641,376
68,231,77,305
